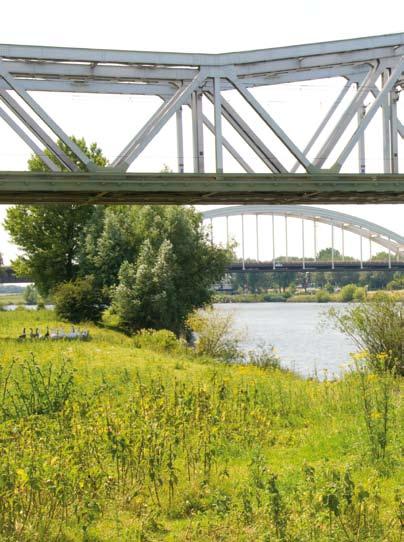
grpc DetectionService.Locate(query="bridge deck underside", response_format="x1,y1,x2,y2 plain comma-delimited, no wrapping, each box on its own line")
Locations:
229,262,404,272
1,173,404,204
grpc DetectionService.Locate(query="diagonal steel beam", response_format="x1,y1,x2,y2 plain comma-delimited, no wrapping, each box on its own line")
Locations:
111,99,169,168
0,90,78,171
0,106,60,171
112,70,207,170
229,76,313,171
334,58,404,170
201,114,254,172
291,82,351,172
369,84,404,138
204,92,286,173
0,63,97,171
313,63,384,168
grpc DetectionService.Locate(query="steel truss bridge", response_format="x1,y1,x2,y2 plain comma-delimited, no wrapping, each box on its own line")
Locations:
202,205,404,272
0,34,404,204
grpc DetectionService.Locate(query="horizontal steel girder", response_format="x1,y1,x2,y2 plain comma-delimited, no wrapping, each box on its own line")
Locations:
228,261,404,272
1,172,404,204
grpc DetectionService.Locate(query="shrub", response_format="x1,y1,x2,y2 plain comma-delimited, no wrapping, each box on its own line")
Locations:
329,294,403,374
353,286,366,302
339,283,357,302
133,329,184,353
23,284,38,305
315,289,331,303
187,308,243,362
53,276,105,323
246,344,281,370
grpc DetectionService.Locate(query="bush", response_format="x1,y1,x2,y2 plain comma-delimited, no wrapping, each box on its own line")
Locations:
353,286,366,302
339,283,357,302
329,294,403,374
187,308,243,363
53,277,105,323
23,284,38,305
133,329,184,353
246,344,281,370
315,289,331,303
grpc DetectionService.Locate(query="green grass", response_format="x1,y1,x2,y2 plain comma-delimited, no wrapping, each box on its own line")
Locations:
0,309,402,541
0,292,25,305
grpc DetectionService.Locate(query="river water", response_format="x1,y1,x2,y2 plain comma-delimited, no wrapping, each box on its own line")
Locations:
214,302,356,377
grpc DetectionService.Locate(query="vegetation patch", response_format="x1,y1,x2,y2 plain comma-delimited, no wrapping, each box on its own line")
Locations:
0,309,401,541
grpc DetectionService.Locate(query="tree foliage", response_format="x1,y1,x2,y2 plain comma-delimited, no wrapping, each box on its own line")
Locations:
4,137,107,295
83,205,231,334
53,276,105,323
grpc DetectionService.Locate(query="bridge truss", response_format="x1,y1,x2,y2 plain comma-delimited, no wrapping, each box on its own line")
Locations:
202,205,404,271
0,34,404,203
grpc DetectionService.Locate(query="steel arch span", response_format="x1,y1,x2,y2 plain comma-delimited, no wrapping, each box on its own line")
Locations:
0,34,404,203
202,205,404,270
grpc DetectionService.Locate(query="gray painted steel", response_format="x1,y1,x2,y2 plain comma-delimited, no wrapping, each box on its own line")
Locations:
0,34,404,202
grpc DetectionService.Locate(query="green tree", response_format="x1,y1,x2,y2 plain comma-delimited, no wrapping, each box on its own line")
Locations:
4,137,107,295
112,239,180,333
53,276,106,323
82,205,231,334
23,284,39,305
317,247,342,261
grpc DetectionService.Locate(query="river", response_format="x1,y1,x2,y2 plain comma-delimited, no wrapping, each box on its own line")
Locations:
214,302,356,378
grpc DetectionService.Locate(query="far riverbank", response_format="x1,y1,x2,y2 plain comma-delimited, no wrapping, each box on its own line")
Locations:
213,289,404,304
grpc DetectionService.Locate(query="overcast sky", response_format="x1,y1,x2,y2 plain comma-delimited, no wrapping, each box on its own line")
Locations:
0,0,403,263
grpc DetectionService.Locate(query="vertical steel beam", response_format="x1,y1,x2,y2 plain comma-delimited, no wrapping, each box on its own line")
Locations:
314,65,382,168
334,59,404,171
226,215,229,248
390,89,399,173
331,222,335,269
285,215,289,262
176,107,184,173
213,77,223,174
382,70,392,173
358,102,366,173
192,91,205,173
302,219,305,269
256,214,259,262
205,92,286,172
202,113,254,172
360,229,363,269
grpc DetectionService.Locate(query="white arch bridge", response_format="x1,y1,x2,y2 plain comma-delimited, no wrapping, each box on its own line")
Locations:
202,206,404,272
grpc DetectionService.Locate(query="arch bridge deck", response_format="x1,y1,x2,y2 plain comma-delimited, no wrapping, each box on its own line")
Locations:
229,261,404,273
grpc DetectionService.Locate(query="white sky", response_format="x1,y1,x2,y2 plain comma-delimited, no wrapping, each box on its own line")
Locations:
0,0,404,263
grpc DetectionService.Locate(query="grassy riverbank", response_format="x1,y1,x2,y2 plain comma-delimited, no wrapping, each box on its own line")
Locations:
0,293,25,305
0,309,402,541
